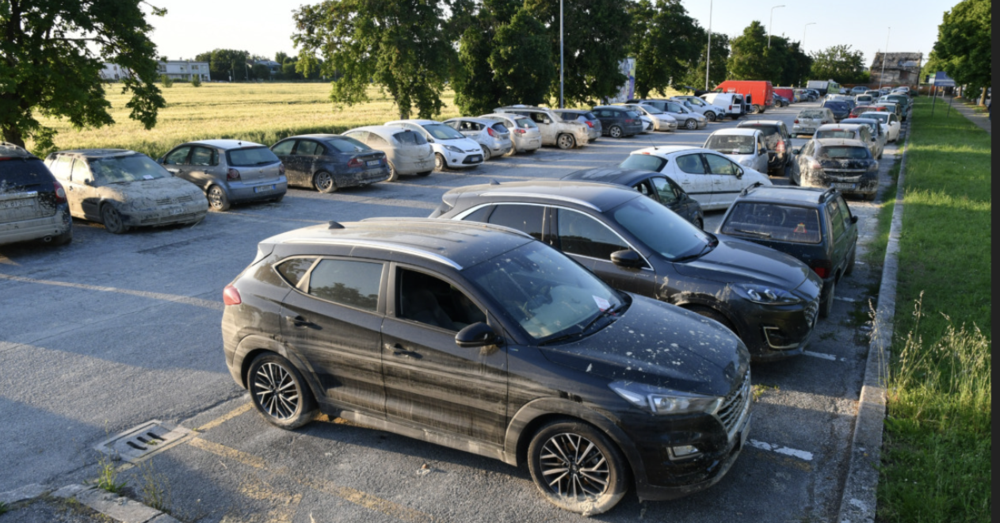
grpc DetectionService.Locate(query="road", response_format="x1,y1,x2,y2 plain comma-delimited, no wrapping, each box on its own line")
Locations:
0,101,901,522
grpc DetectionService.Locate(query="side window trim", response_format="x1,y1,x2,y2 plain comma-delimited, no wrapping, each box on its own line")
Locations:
388,263,490,333
554,207,652,270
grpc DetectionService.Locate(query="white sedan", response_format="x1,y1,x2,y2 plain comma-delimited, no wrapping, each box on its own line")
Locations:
702,128,770,174
620,146,772,211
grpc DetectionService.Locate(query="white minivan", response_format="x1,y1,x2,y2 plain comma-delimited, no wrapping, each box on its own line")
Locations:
700,93,746,120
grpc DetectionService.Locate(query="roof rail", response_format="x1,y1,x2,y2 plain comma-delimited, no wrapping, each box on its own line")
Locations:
740,182,765,197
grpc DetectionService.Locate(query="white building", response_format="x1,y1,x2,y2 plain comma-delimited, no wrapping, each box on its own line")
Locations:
99,63,133,81
101,60,211,82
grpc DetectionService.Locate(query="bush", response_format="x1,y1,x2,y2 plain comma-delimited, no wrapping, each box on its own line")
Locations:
191,75,201,87
160,74,173,88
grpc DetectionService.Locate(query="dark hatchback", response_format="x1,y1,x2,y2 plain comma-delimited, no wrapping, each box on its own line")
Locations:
793,139,879,200
822,101,851,121
591,106,644,138
222,219,751,514
0,143,72,246
561,168,705,229
271,134,389,193
736,120,794,175
719,186,859,317
432,182,823,361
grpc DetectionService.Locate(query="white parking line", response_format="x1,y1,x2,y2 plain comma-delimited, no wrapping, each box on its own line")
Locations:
748,440,815,461
834,296,859,303
803,350,841,362
0,273,223,310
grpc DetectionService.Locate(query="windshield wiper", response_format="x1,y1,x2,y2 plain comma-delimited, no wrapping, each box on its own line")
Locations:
734,228,771,238
538,303,621,346
579,304,621,335
673,236,718,262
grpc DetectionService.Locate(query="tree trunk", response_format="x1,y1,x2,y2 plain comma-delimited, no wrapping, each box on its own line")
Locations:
2,128,25,148
979,88,988,106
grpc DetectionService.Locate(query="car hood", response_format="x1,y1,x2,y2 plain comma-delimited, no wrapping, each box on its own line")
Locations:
673,236,811,291
99,177,206,208
541,295,750,397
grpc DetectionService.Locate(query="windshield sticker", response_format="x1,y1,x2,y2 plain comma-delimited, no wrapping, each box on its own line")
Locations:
593,296,611,311
143,175,154,180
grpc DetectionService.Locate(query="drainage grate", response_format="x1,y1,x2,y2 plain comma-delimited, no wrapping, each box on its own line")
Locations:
94,420,191,463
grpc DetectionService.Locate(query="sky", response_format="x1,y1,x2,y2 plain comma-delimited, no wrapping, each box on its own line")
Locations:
150,0,959,69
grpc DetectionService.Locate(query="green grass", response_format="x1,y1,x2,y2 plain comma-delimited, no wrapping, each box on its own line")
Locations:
877,98,992,523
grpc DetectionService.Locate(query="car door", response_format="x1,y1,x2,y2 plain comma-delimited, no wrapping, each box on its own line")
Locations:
47,156,83,217
278,257,388,416
702,152,746,208
290,139,323,183
270,139,297,183
161,146,194,185
552,207,657,296
186,146,220,189
529,111,556,145
69,159,102,221
380,266,508,444
754,134,769,173
668,153,715,208
649,176,690,221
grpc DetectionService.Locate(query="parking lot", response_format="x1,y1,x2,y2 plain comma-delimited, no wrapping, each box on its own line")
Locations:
0,101,902,522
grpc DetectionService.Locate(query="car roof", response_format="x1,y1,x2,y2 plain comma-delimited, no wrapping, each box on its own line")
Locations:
448,180,642,213
445,117,501,126
841,118,879,125
480,113,526,121
738,120,784,127
0,142,36,159
496,105,550,112
560,168,659,185
593,105,629,110
817,123,864,130
264,219,534,272
710,128,760,136
740,185,832,204
282,134,352,142
51,149,140,159
632,146,716,157
814,138,870,147
346,125,416,137
385,119,440,126
188,139,265,149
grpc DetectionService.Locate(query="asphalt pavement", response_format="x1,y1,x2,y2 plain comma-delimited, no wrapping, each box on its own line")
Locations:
0,101,902,522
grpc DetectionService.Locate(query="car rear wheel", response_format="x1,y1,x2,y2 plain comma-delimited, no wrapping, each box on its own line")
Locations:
248,353,317,430
527,420,628,515
557,134,576,149
608,126,623,139
481,145,492,161
435,153,446,171
819,280,836,319
705,111,717,122
101,204,127,234
313,171,337,193
752,104,763,114
687,305,737,334
207,185,231,211
386,162,400,182
684,119,698,130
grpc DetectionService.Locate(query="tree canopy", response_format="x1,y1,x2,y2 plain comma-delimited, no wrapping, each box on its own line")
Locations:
683,33,729,90
727,22,771,81
629,0,702,98
933,0,991,101
809,45,868,84
0,0,166,149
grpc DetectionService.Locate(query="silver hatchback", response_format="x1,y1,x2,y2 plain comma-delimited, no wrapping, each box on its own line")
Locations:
443,117,514,160
159,140,288,211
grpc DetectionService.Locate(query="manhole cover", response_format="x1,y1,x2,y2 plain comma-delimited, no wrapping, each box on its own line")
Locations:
95,420,191,463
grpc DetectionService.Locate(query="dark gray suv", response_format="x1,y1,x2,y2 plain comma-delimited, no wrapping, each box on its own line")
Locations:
591,106,644,138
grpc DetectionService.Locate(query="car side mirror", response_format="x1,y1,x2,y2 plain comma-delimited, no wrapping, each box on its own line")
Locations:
851,216,859,224
610,249,644,268
83,179,94,187
455,322,498,348
543,118,552,124
426,137,435,143
736,168,744,179
793,148,801,154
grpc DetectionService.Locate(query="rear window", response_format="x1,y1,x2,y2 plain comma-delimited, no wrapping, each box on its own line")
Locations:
276,257,316,288
800,110,824,118
514,117,537,129
721,203,822,244
559,112,582,122
740,125,779,137
824,102,848,110
0,158,53,189
393,131,427,145
820,146,872,160
491,123,509,133
325,137,370,153
705,135,755,154
620,154,667,172
815,130,858,140
862,113,889,123
227,147,280,167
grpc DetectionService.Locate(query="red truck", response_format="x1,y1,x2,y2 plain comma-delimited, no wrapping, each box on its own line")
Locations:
715,80,775,114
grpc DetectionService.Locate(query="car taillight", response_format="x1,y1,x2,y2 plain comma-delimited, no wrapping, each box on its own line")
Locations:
776,141,785,153
794,119,799,124
52,181,67,203
515,128,526,134
729,105,733,111
811,265,830,279
223,285,242,306
487,127,497,138
226,168,241,181
586,121,594,128
347,157,364,168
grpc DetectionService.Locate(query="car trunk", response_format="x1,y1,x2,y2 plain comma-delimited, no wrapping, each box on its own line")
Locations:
0,159,57,224
227,147,283,183
490,123,511,141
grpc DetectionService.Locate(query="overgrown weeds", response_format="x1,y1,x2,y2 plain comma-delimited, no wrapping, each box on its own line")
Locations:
137,460,172,513
95,452,126,494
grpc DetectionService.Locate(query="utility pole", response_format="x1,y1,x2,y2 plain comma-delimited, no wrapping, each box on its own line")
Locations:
768,5,785,49
559,0,564,108
802,22,816,51
878,27,891,89
705,0,713,91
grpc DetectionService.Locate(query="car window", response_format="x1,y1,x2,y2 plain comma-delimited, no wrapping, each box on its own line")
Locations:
276,257,316,288
704,153,741,176
326,137,369,153
422,123,465,141
705,134,755,155
393,131,426,145
227,147,280,167
164,147,191,165
48,156,75,181
2,157,54,187
71,159,93,184
294,140,321,156
271,140,295,156
675,154,707,174
308,259,382,311
836,195,853,230
557,209,629,261
460,205,494,223
529,112,549,124
397,269,485,331
815,130,858,140
612,196,710,260
488,204,544,241
827,200,846,239
343,130,369,143
819,147,871,160
366,134,389,147
514,117,537,129
190,147,216,166
619,154,667,172
721,203,822,244
491,123,509,133
650,177,678,204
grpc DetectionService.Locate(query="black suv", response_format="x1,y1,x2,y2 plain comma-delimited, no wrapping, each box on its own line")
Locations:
222,219,751,514
561,168,705,229
0,143,72,247
736,120,795,175
432,182,823,361
719,186,859,317
591,106,644,138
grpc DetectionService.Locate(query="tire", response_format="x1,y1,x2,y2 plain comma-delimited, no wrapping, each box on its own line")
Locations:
434,153,446,171
101,204,127,234
481,145,492,161
845,247,857,276
247,353,318,430
819,280,836,319
688,305,737,335
752,104,762,114
313,171,337,193
207,185,231,211
608,126,623,139
685,119,698,130
527,420,629,515
705,111,717,122
386,162,400,182
557,134,576,149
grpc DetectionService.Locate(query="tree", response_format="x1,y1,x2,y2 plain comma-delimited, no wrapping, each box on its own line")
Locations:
191,75,201,87
453,1,509,115
629,0,703,98
292,0,455,119
195,49,252,81
933,0,991,104
809,45,867,84
727,22,773,81
683,33,729,89
524,0,632,105
0,0,166,149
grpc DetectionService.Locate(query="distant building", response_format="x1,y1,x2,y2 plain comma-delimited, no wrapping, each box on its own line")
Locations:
100,60,211,82
870,52,923,86
99,63,133,81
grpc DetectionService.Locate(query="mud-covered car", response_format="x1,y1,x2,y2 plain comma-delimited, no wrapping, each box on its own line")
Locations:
222,219,751,515
815,124,882,159
342,126,435,180
736,120,795,175
719,186,859,318
270,134,389,193
792,139,879,200
443,117,513,161
479,114,543,154
0,143,72,246
702,129,770,174
46,150,207,234
554,109,602,142
495,106,589,149
159,140,287,211
792,108,836,136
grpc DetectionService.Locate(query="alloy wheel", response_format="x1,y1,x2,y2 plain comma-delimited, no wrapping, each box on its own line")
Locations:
252,362,300,421
538,433,610,501
101,205,126,234
557,134,575,149
314,171,336,193
609,126,622,139
685,119,698,130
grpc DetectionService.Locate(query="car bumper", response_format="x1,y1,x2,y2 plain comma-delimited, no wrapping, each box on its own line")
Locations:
0,205,71,246
657,121,679,131
395,157,435,175
120,204,209,227
445,152,484,168
732,295,820,361
792,125,817,135
586,129,601,141
804,172,879,197
336,166,391,187
514,137,542,152
624,124,644,136
226,177,288,203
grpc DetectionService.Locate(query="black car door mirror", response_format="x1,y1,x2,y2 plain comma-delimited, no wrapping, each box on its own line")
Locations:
736,167,744,178
851,216,859,224
83,178,94,187
793,148,801,154
610,249,644,268
455,322,498,348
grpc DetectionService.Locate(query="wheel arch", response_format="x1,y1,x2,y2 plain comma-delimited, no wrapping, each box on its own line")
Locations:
233,335,324,404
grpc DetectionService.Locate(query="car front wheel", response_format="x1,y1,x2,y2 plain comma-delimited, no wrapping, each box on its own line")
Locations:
527,420,629,515
557,134,576,149
248,353,317,430
313,171,337,193
101,204,127,234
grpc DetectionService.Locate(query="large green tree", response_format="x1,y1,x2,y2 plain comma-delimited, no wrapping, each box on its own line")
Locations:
524,0,632,105
195,49,254,82
683,33,729,90
809,45,868,84
629,0,702,98
293,0,455,119
0,0,166,149
727,21,773,81
933,0,991,104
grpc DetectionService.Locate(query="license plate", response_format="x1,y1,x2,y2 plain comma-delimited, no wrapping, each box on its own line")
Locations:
0,198,32,210
366,160,380,167
832,183,857,190
469,155,482,163
168,207,184,215
254,185,275,194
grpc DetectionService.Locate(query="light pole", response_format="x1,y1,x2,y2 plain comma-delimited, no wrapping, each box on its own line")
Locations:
559,0,564,108
705,0,713,91
802,22,816,50
768,5,785,49
878,27,891,89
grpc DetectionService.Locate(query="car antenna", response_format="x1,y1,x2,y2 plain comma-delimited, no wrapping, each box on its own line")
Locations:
328,221,344,229
490,179,500,185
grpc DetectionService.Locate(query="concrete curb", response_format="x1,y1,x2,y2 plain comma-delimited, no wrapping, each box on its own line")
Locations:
0,483,182,523
836,113,913,523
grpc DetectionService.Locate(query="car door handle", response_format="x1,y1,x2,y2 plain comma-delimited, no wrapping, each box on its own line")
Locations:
289,315,319,329
389,343,422,359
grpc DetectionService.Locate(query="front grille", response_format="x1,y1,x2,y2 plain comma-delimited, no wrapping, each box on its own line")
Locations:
155,197,173,206
804,296,820,327
716,370,751,440
177,195,195,203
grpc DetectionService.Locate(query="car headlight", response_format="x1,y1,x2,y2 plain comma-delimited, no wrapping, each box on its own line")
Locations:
444,145,463,154
868,162,879,172
609,381,721,415
732,284,802,305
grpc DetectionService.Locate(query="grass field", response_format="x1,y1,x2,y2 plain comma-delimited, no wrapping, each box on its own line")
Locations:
877,98,992,522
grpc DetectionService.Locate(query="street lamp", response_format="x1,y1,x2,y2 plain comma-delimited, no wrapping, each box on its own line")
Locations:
768,5,785,49
878,27,891,89
802,22,816,50
705,0,713,91
559,0,564,108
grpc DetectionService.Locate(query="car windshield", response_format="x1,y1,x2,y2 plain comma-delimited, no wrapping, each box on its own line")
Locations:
393,131,428,145
619,154,667,172
742,125,780,147
843,121,877,133
816,130,858,140
687,98,706,106
227,147,280,167
611,195,712,261
325,137,370,153
422,123,465,140
820,146,871,160
464,241,625,343
88,154,169,184
800,110,825,118
824,102,848,110
705,134,756,155
559,112,583,122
